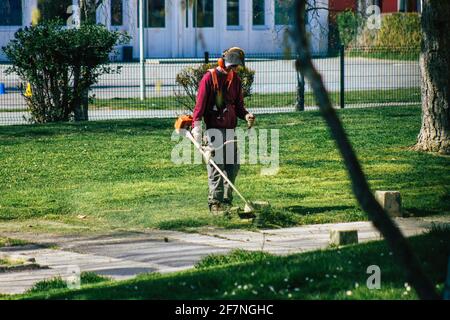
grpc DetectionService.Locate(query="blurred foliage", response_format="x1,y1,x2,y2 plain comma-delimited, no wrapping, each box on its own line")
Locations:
336,10,364,48
375,13,421,49
353,13,421,52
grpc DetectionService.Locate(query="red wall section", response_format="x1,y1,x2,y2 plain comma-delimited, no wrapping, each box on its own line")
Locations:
328,1,402,14
382,0,398,13
329,0,357,12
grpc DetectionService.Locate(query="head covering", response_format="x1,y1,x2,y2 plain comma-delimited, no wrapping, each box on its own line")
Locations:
223,47,245,67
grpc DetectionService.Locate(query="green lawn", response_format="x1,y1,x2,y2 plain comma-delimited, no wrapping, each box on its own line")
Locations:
8,88,420,112
90,88,420,110
0,105,448,234
346,49,420,62
14,227,450,300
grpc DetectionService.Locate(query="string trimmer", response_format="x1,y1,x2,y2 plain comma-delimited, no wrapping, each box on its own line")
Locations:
174,115,269,218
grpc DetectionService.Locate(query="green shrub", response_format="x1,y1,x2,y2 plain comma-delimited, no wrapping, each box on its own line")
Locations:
175,63,255,111
337,10,364,48
355,13,421,51
2,21,128,123
375,13,421,49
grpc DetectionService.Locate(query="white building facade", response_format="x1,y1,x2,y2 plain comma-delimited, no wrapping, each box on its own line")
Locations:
0,0,329,61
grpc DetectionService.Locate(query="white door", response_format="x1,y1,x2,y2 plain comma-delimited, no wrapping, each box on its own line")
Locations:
180,0,196,57
180,0,220,57
142,0,172,58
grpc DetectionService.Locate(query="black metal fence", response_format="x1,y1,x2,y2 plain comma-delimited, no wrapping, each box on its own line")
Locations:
0,47,421,125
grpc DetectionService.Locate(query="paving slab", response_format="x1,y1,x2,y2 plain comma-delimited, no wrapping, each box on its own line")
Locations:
0,217,448,295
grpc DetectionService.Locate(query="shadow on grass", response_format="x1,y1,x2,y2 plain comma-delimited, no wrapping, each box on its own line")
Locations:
0,118,174,138
157,218,210,230
285,205,356,216
399,188,450,218
403,208,447,218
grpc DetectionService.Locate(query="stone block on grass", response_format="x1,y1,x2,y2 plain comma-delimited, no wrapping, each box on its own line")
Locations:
330,229,358,246
375,191,402,217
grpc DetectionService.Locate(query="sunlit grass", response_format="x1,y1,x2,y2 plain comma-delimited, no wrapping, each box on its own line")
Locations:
0,105,448,233
90,88,420,110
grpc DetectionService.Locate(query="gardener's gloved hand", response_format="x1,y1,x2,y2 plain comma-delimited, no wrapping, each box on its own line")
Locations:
245,113,256,129
201,145,215,163
191,124,202,145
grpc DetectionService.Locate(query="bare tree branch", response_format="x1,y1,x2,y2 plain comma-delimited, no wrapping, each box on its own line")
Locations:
293,0,440,300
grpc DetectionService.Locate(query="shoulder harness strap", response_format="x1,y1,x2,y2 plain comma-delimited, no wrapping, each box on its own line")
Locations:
208,68,219,92
208,68,235,92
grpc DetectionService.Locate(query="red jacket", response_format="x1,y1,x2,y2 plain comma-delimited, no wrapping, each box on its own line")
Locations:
192,68,249,129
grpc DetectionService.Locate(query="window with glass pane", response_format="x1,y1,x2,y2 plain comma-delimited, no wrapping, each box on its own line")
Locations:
0,0,22,26
38,0,72,23
148,0,165,27
399,0,406,12
138,0,165,28
186,3,189,27
253,0,265,26
111,0,123,26
194,0,214,28
227,0,239,26
275,0,293,25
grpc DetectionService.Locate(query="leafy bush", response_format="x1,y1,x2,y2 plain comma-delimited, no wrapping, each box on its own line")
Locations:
336,10,364,48
375,13,421,49
175,63,255,111
354,13,421,50
2,21,128,123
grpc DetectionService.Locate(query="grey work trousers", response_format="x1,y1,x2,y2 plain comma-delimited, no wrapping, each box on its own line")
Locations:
206,128,240,206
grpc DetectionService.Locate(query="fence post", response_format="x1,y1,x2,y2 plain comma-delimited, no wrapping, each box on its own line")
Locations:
204,51,209,64
296,68,305,112
340,44,345,109
139,0,146,101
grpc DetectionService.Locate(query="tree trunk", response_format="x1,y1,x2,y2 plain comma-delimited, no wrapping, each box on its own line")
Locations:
76,0,99,121
81,88,89,121
415,0,450,154
296,69,305,111
72,65,84,121
294,0,439,300
79,0,98,25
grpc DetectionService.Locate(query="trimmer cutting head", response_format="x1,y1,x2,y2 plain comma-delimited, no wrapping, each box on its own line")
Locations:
238,201,271,220
244,203,255,214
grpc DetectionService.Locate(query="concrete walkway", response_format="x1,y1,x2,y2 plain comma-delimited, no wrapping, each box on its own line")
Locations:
0,217,446,295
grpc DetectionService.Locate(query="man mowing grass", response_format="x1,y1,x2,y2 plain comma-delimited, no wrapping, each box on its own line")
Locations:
192,47,255,215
